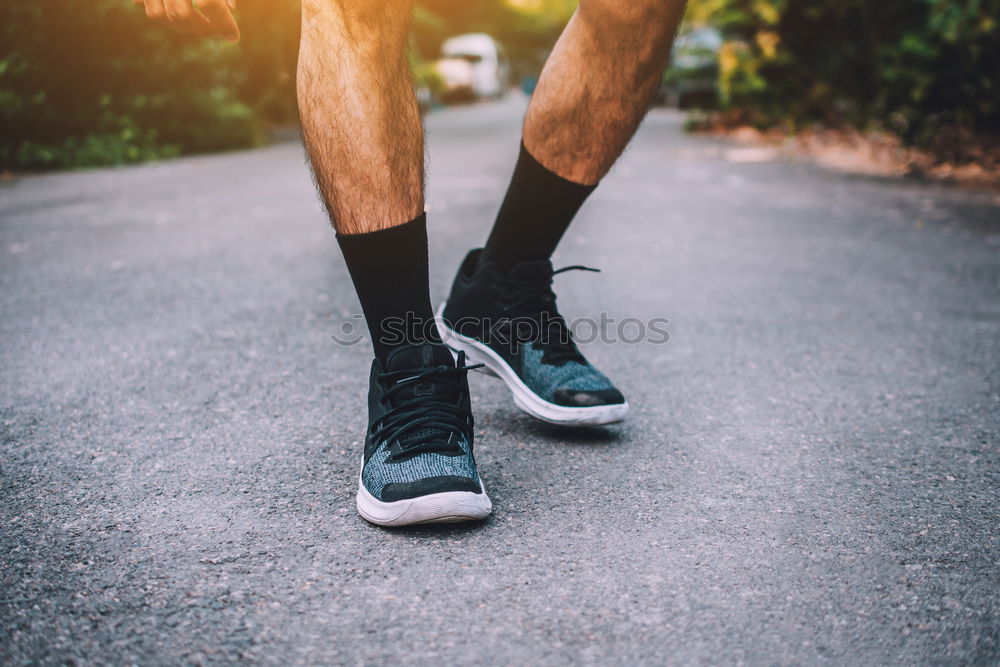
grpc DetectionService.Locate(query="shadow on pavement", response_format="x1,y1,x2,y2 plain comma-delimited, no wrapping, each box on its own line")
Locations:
503,413,625,446
374,515,496,538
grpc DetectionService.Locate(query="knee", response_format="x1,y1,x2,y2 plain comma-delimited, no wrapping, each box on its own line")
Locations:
301,0,397,10
578,0,682,35
301,0,412,36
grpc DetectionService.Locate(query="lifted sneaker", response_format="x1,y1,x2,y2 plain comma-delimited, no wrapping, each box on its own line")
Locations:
357,343,492,526
437,249,628,426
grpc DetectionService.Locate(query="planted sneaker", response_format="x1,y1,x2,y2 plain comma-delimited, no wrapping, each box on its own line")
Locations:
437,249,628,426
356,343,492,526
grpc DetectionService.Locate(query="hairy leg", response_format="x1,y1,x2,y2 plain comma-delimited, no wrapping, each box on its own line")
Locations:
297,0,423,234
524,0,687,185
299,0,441,360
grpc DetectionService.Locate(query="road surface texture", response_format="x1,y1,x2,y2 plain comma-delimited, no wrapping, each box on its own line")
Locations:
2,97,999,665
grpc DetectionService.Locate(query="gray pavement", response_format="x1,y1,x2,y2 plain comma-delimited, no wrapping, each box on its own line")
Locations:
2,95,999,664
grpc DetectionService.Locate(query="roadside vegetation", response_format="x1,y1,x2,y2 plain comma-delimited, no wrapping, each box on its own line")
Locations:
680,0,999,178
1,0,996,175
0,1,573,170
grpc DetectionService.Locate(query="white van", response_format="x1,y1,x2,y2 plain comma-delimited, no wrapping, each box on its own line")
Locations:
439,33,510,100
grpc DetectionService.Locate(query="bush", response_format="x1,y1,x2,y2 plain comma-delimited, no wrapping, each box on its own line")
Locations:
0,0,262,170
690,0,1000,157
0,0,566,171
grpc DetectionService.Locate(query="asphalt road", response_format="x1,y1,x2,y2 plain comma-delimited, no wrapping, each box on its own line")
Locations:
2,96,999,665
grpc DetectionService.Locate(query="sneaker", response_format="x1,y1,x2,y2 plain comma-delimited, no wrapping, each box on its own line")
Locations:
356,343,492,526
437,249,628,426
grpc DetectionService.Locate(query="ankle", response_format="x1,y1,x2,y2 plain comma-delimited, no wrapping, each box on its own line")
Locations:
373,320,444,363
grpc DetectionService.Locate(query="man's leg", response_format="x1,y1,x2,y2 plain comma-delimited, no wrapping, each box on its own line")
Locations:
299,1,421,234
481,0,686,268
525,0,687,183
298,0,437,361
298,0,490,526
439,0,686,425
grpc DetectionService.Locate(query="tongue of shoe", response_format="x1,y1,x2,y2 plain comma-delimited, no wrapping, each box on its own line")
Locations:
385,343,456,376
506,259,554,284
501,261,583,364
383,343,461,450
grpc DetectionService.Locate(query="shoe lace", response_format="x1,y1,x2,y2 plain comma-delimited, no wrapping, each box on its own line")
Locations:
495,265,600,366
372,352,484,458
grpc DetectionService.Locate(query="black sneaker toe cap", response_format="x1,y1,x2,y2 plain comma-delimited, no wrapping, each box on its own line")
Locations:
552,387,626,407
380,475,481,502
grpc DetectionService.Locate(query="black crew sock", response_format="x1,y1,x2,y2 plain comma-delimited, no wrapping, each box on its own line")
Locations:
336,213,443,362
480,141,597,271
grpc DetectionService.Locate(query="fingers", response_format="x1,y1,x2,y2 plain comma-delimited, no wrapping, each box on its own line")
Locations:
140,0,238,42
193,0,241,42
163,0,214,37
144,0,166,21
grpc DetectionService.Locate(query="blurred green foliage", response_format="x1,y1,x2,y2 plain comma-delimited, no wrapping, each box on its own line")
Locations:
686,0,999,158
0,0,570,170
0,0,267,169
4,0,994,170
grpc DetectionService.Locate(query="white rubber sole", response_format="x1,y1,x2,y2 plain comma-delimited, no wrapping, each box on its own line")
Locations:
435,305,629,426
356,471,492,527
